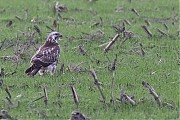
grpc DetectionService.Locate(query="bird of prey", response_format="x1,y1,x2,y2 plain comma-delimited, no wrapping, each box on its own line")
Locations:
25,31,62,76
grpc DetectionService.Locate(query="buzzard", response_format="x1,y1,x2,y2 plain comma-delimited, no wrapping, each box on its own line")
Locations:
25,32,62,76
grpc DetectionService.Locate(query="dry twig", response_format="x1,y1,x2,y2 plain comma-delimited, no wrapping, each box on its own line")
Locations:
140,43,145,56
131,8,140,17
144,19,151,26
32,96,44,102
15,15,23,21
120,31,133,45
34,25,41,36
5,88,11,99
42,85,48,107
141,25,152,37
104,34,119,53
123,94,135,105
91,22,100,28
142,80,161,106
6,97,13,105
110,72,115,103
124,19,131,25
156,28,167,36
58,84,61,101
163,23,169,31
58,62,65,74
79,46,93,62
46,25,54,32
70,85,79,105
90,68,106,104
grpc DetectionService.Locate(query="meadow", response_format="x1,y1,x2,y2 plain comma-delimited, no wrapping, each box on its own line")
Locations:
0,0,179,119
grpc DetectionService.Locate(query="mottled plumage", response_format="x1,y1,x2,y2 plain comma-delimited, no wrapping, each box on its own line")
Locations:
25,32,62,76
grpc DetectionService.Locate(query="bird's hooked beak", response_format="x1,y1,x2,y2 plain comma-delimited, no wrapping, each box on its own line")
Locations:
59,33,63,38
57,33,63,40
55,33,62,40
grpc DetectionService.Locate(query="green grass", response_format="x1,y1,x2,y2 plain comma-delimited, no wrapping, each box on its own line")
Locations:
0,0,179,119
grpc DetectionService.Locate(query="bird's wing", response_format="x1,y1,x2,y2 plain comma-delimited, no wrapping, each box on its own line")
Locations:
31,45,60,67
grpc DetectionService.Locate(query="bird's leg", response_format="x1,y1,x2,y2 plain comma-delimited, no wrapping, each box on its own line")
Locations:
38,69,47,76
49,66,56,76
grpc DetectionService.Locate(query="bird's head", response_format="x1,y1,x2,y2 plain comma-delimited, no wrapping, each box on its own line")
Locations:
47,32,63,43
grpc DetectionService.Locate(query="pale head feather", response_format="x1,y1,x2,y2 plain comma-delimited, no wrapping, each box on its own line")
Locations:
47,32,62,43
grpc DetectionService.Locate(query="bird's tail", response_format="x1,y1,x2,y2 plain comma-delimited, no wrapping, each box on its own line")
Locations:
25,64,41,76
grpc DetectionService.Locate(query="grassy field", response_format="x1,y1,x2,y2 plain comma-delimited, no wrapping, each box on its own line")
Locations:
0,0,179,119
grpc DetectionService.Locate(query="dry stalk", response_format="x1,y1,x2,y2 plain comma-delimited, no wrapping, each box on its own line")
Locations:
70,86,79,105
91,22,100,28
29,32,36,43
162,101,176,108
156,28,167,36
58,13,62,19
144,19,151,26
108,55,117,71
98,42,109,48
42,85,48,107
120,31,133,45
142,80,161,106
131,8,140,17
140,43,145,56
104,52,110,63
124,19,131,25
17,101,20,108
117,87,135,105
5,88,11,99
123,94,135,105
112,24,125,34
15,15,23,21
32,96,44,102
141,25,152,37
46,25,54,32
6,97,13,105
104,34,119,53
34,25,41,36
119,88,124,101
97,29,105,35
163,23,169,31
100,16,103,23
0,38,6,50
59,62,65,74
111,57,117,71
73,62,87,71
90,68,106,104
130,48,141,55
79,46,93,62
58,84,61,101
52,20,59,30
79,45,88,56
110,72,115,103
